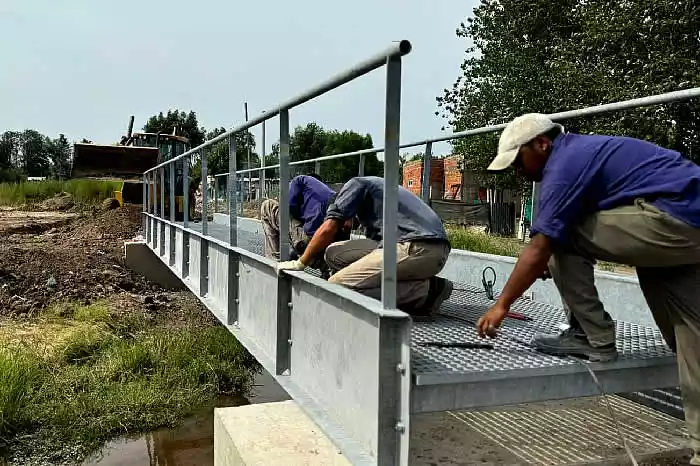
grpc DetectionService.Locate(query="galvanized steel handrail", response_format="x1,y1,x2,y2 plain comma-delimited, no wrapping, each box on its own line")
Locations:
144,40,411,174
214,86,700,170
214,86,700,204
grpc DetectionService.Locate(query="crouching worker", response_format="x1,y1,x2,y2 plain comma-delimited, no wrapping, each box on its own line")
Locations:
277,175,453,317
475,113,700,463
261,174,346,278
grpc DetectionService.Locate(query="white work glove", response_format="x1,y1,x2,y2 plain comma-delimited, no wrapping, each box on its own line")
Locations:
276,259,306,275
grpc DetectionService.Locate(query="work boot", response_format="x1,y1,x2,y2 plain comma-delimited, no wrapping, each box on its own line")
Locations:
531,327,618,362
423,277,453,314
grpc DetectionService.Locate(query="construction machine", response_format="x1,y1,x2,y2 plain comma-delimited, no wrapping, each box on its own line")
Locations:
71,116,193,220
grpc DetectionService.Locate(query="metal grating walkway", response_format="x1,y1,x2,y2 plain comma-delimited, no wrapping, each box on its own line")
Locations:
186,218,679,412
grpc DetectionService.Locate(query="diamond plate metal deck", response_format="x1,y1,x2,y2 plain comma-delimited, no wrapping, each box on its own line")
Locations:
181,219,680,412
411,286,674,385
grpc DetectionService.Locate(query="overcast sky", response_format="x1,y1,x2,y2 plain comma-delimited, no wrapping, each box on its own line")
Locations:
0,0,476,157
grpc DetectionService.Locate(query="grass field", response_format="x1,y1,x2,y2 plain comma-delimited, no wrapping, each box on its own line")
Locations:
0,299,259,459
0,179,121,206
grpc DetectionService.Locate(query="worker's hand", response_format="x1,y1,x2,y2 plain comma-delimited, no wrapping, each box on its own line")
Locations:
276,259,306,275
476,303,509,338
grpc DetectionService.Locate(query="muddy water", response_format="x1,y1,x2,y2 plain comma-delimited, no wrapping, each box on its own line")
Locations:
82,371,290,466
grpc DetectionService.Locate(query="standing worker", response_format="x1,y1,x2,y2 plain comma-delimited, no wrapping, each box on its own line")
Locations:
261,174,344,276
277,176,453,317
475,113,700,463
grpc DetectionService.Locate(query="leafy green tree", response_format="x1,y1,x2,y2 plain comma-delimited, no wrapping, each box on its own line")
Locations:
48,134,71,179
286,123,382,183
143,110,206,148
438,0,700,189
21,130,51,177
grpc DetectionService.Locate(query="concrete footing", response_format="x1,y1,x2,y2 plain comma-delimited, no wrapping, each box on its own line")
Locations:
124,239,185,290
214,401,350,466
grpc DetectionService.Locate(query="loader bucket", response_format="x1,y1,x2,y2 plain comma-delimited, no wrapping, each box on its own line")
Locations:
71,143,159,178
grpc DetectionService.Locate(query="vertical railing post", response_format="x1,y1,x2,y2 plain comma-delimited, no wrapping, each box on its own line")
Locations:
421,141,432,203
261,117,266,199
358,153,366,176
159,167,165,256
214,176,219,215
151,171,157,249
144,172,150,243
200,149,209,297
169,161,176,265
378,52,409,466
314,160,321,176
381,56,401,311
276,109,292,376
227,134,239,326
182,157,190,278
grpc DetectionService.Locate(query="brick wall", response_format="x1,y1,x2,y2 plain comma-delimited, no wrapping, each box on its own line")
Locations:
443,155,463,200
401,158,445,198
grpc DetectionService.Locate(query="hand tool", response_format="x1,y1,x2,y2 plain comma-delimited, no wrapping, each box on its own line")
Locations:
505,311,533,321
419,341,494,349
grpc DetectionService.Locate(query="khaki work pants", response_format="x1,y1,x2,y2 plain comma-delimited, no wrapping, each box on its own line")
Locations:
549,199,700,453
324,238,451,309
260,199,308,260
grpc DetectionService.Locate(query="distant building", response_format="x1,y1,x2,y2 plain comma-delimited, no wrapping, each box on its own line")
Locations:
401,158,444,199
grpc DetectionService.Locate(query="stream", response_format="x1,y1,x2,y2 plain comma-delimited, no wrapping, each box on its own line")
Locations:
81,370,290,466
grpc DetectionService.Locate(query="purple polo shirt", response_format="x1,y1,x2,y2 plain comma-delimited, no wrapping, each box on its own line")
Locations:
288,175,335,237
531,133,700,244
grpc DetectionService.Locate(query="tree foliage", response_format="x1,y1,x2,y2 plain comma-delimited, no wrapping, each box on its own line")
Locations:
273,123,382,183
438,0,700,189
143,110,206,148
0,130,73,181
199,127,258,177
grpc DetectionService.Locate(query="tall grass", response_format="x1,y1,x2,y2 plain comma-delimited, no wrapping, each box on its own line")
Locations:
447,227,522,257
0,179,121,206
0,348,43,438
0,301,260,458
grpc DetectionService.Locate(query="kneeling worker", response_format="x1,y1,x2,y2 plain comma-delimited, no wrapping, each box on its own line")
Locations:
475,113,700,462
261,174,345,275
277,176,453,316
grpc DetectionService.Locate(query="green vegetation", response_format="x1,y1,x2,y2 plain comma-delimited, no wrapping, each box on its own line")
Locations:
447,227,521,257
0,299,259,460
0,179,121,206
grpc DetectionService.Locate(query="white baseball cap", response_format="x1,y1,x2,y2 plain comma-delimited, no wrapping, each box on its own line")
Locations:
487,113,564,171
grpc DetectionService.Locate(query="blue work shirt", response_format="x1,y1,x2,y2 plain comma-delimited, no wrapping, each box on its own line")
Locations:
531,133,700,244
288,175,335,237
325,176,448,244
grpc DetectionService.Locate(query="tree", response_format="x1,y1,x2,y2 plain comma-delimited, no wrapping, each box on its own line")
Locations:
201,127,259,177
285,123,382,183
438,0,700,188
21,130,51,177
47,134,71,179
143,110,206,148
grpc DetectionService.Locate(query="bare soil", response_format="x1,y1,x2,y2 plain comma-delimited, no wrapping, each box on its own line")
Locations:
0,204,180,316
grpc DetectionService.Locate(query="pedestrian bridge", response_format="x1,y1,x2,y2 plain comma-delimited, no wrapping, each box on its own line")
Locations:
140,41,699,465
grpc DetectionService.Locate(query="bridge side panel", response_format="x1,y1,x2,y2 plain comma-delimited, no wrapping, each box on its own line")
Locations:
174,229,184,275
207,243,229,317
188,236,202,295
288,278,383,459
237,255,279,362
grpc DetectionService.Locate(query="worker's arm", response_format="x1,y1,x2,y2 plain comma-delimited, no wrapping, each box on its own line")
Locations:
299,218,341,265
277,178,363,273
476,233,552,337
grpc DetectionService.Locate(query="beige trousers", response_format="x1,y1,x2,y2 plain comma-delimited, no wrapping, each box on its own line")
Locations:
260,199,308,260
324,238,451,308
550,199,700,452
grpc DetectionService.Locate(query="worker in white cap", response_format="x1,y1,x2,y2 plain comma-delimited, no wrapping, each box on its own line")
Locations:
475,113,700,463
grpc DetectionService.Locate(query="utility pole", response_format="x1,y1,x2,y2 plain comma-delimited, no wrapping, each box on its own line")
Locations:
244,102,252,201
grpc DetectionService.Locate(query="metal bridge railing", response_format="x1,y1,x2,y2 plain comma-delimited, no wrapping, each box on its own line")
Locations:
144,39,411,311
212,86,700,221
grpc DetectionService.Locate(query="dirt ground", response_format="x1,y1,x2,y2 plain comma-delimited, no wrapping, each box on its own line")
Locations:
0,203,183,316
